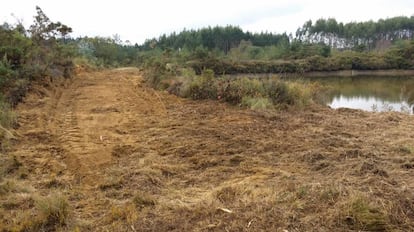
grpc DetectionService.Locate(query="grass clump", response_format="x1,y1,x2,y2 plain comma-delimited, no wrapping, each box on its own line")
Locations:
109,203,139,225
0,98,16,129
132,191,156,209
0,97,17,150
35,193,70,227
0,179,19,195
0,178,33,196
98,177,123,191
0,155,22,177
215,186,240,204
17,193,70,231
342,195,388,231
398,145,413,154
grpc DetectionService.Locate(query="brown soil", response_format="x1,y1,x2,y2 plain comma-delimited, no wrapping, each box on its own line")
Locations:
2,68,414,231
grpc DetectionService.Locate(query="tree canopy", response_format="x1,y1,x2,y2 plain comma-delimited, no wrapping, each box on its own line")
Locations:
139,26,290,54
296,16,414,50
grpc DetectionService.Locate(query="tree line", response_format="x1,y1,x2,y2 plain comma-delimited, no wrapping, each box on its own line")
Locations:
140,26,290,54
296,16,414,51
2,7,414,81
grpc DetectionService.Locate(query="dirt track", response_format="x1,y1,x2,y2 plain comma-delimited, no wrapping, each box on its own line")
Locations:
5,68,414,231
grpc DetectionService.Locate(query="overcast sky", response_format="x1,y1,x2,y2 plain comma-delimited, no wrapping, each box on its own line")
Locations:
1,0,414,44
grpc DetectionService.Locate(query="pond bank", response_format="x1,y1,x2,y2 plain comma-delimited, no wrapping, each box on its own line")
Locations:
300,69,414,77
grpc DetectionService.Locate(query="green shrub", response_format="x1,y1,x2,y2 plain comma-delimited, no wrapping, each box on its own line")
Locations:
264,79,293,105
286,82,312,107
0,59,15,88
343,196,388,231
186,69,217,100
144,60,168,89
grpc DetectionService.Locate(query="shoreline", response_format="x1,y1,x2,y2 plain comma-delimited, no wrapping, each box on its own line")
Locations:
223,69,414,78
299,69,414,77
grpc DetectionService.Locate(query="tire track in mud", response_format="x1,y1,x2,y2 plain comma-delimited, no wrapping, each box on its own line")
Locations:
57,88,85,185
50,69,167,188
54,73,111,187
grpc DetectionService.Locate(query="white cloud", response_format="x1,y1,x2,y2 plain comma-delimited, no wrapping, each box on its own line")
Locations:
1,0,413,44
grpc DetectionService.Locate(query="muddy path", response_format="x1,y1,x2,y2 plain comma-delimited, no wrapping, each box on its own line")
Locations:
7,68,414,231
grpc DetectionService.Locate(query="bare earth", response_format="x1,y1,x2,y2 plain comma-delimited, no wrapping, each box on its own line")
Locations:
3,68,414,231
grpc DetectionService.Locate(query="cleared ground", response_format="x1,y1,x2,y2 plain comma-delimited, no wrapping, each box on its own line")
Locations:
2,68,414,231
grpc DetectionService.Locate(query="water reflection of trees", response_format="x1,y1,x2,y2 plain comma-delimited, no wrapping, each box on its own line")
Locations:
315,77,414,108
400,83,414,107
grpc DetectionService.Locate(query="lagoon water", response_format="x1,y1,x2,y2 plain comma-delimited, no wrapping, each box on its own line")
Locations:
310,76,414,113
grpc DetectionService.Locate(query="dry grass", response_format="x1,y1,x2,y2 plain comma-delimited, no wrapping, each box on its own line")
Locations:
34,193,69,226
2,68,414,231
1,191,70,231
133,191,156,209
0,178,72,231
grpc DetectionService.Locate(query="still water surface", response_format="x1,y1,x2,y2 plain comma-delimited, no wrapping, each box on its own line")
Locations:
310,76,414,113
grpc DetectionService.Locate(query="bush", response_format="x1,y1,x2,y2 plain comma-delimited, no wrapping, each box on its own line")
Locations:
285,82,312,107
185,69,217,100
264,79,293,105
169,70,318,110
0,59,16,88
218,77,265,104
143,60,168,89
145,59,325,109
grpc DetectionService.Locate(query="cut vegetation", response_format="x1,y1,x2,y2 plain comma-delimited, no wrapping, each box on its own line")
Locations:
1,5,414,232
1,68,414,231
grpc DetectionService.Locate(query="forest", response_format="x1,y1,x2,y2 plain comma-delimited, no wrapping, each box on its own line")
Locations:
72,16,414,74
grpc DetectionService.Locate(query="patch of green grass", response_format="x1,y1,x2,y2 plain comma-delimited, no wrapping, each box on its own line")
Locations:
241,97,273,110
343,196,388,231
398,145,413,154
295,185,310,199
